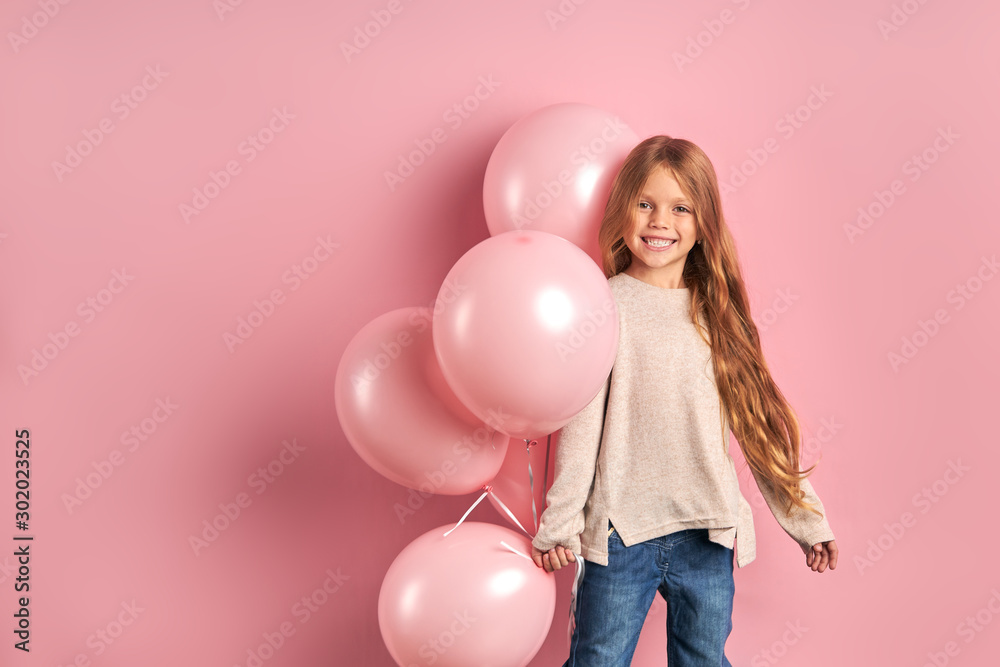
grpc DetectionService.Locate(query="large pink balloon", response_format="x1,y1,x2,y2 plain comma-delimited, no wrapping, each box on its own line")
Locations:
487,434,558,535
433,230,618,440
379,521,556,667
483,102,639,263
335,307,508,495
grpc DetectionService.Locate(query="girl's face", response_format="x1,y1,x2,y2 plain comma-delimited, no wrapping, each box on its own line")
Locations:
622,165,699,289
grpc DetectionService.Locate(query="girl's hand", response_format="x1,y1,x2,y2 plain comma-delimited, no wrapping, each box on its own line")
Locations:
804,539,838,573
531,544,576,573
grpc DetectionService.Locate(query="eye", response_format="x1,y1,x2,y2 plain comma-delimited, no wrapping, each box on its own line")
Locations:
674,205,691,214
638,202,652,210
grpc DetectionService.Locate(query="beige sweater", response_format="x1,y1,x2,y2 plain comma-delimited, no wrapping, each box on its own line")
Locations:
531,272,835,567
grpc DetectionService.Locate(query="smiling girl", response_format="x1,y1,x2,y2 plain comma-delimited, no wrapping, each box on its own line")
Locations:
530,135,838,666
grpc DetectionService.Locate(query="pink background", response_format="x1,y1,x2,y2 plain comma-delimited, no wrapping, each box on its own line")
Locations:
2,0,998,665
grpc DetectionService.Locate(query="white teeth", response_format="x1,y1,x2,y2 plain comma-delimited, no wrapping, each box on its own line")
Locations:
644,237,675,247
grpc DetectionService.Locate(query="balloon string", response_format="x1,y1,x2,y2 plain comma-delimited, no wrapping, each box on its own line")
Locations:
440,471,584,649
499,540,533,562
442,484,534,539
442,486,491,537
442,435,581,650
525,437,539,533
543,433,551,510
489,487,531,537
521,434,584,651
568,556,585,649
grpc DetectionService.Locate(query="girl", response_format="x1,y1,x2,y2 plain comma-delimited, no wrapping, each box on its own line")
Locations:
530,135,838,666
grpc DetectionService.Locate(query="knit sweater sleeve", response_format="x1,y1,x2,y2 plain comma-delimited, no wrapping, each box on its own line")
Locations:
750,466,836,552
530,372,611,555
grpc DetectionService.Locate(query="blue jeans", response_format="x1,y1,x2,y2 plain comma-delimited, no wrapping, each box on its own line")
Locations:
563,523,735,666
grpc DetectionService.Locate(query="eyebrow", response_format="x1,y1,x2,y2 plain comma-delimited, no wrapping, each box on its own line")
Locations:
638,192,692,204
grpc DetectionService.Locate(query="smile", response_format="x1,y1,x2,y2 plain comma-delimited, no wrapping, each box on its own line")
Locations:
642,237,676,250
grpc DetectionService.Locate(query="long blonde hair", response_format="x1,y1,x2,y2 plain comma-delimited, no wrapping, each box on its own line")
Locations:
598,135,822,518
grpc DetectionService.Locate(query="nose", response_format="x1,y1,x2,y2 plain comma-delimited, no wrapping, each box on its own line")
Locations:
650,208,670,228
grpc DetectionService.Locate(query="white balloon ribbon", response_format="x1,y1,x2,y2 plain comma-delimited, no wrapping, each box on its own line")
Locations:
524,437,539,532
439,449,585,652
443,483,531,538
442,485,493,537
498,540,533,562
489,486,531,536
567,556,585,649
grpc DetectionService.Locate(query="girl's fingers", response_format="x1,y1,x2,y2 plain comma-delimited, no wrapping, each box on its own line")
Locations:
827,542,839,569
542,551,559,572
812,547,828,572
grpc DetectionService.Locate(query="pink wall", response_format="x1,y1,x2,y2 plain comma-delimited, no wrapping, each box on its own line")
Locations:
2,0,998,664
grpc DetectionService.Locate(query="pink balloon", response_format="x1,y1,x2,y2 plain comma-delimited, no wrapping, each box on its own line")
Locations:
379,521,556,667
335,307,509,495
487,434,558,535
432,230,618,440
483,102,639,263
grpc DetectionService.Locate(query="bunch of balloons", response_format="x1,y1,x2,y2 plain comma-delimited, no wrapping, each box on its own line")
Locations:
335,103,637,667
